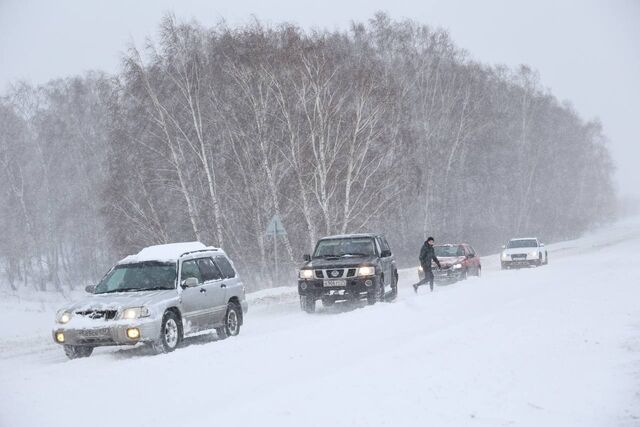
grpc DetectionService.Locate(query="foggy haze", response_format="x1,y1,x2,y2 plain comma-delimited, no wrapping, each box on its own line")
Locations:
1,0,639,197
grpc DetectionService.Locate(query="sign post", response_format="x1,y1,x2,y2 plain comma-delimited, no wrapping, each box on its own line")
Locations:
265,215,287,286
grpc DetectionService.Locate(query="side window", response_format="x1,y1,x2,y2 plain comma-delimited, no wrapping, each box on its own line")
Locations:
214,256,236,279
457,246,465,257
197,258,223,281
180,260,202,284
380,237,391,254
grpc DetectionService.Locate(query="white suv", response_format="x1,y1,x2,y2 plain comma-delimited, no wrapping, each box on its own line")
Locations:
500,237,548,269
52,242,248,359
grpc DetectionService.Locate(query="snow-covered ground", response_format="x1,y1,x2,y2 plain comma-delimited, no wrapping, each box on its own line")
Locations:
1,218,639,426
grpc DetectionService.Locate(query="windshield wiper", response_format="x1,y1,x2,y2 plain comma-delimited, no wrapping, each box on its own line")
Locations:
340,253,368,257
102,287,141,293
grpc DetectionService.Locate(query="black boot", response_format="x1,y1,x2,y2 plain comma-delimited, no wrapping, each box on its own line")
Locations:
413,283,418,293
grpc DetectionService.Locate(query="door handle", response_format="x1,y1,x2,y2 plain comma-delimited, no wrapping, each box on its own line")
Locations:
220,284,227,288
200,288,207,293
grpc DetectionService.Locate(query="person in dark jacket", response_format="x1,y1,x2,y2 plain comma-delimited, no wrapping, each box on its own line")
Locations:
413,237,441,293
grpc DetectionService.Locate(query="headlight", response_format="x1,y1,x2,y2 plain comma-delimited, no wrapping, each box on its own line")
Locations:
357,266,375,277
501,252,509,260
529,251,538,257
299,269,314,279
452,263,462,270
120,307,150,320
56,310,72,324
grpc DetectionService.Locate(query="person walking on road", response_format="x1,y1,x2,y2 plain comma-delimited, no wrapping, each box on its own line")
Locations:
413,237,441,293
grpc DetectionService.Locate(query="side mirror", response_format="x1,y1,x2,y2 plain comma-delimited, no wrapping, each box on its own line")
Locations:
181,277,199,289
466,253,474,259
85,284,96,294
501,245,506,249
540,243,544,247
303,254,311,262
381,250,392,258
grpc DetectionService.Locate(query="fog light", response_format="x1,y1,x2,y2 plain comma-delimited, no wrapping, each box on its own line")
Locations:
126,328,140,339
365,279,373,287
55,332,65,343
300,282,308,290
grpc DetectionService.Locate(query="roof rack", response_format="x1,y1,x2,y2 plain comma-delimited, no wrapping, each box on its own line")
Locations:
179,247,220,258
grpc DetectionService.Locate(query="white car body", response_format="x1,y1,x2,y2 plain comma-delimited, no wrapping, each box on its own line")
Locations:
500,237,548,268
52,242,247,357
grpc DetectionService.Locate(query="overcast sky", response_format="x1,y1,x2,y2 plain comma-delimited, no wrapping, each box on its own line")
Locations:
1,0,639,197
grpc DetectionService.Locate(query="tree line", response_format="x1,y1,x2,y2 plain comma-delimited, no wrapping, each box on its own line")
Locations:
0,13,616,292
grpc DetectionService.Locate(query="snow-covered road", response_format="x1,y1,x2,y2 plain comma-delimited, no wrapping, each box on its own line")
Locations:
1,219,639,426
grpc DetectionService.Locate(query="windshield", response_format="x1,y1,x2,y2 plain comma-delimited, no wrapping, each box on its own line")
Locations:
95,261,177,294
507,239,538,249
313,237,376,258
435,245,464,257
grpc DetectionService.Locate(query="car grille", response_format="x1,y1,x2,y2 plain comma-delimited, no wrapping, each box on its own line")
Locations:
314,268,357,279
511,254,526,260
75,310,118,320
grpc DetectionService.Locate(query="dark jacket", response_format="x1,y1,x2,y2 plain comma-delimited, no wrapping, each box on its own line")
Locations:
419,242,441,271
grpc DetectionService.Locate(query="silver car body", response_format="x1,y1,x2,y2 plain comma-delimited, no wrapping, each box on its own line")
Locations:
52,242,248,348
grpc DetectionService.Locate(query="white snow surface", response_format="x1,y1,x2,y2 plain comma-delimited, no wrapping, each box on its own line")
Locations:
1,218,640,426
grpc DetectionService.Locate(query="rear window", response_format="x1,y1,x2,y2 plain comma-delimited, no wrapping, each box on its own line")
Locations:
215,256,236,278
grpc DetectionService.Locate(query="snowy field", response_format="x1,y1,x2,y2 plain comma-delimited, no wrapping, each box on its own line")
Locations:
1,218,639,426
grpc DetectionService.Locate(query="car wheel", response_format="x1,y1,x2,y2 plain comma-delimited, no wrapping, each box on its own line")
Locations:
153,310,182,353
544,252,549,265
300,295,316,313
477,265,482,277
219,302,241,337
63,345,93,360
377,276,386,302
537,254,543,266
388,272,398,301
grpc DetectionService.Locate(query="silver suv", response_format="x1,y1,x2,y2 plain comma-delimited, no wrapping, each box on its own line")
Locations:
52,242,248,359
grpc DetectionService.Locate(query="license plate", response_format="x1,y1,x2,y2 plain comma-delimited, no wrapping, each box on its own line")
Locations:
324,279,346,287
81,328,109,338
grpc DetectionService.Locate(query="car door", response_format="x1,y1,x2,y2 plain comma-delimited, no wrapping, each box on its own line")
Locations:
467,245,480,273
214,254,242,316
179,259,212,332
195,257,227,328
377,236,393,287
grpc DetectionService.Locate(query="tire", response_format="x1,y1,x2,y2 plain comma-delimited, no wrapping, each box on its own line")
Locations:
300,295,316,313
217,302,241,338
461,269,468,280
476,265,482,277
152,310,182,353
377,276,386,302
536,254,543,266
63,345,93,360
388,271,398,301
544,252,549,265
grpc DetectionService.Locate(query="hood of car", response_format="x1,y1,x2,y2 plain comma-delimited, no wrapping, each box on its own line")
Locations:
63,289,177,313
304,255,378,269
436,256,465,267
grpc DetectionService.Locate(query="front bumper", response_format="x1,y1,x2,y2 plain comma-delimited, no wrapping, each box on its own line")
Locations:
298,276,379,300
52,318,161,347
501,257,538,268
419,268,464,283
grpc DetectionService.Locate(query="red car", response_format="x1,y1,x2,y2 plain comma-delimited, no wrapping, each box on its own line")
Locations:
418,243,481,284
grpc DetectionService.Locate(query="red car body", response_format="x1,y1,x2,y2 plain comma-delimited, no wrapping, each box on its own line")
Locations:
418,243,481,283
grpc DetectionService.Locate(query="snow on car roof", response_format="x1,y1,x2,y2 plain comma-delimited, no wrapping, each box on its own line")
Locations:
509,237,538,241
320,233,378,240
118,242,220,264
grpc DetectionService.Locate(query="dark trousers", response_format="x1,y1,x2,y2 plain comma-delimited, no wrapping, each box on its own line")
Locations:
417,269,435,291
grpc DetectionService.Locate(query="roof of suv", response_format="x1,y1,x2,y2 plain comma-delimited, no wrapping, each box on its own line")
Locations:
118,242,221,264
320,233,380,240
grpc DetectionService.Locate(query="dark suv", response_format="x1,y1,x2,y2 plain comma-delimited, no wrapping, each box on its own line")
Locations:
297,234,398,313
